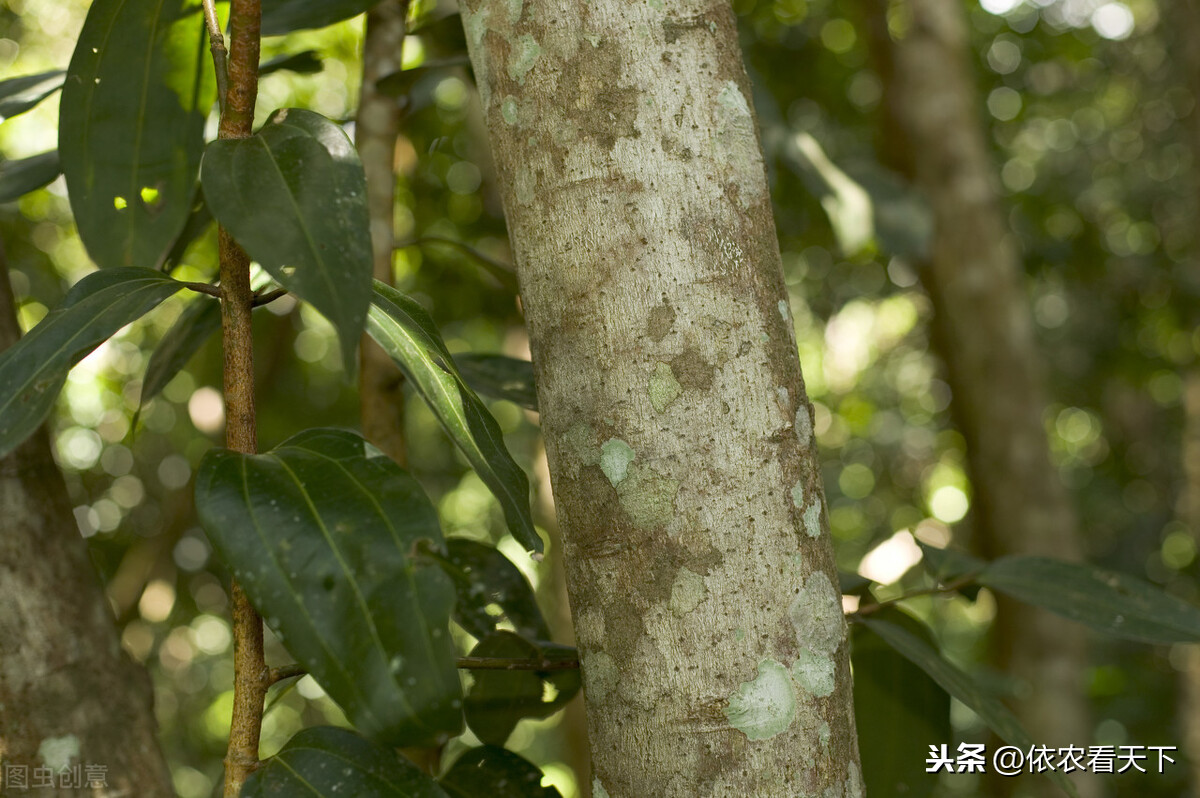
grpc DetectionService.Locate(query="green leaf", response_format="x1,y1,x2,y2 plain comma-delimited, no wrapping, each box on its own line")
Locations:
161,195,214,271
242,726,451,798
860,617,1079,798
60,0,215,270
464,632,580,746
195,429,463,747
0,268,183,458
852,609,949,798
440,746,563,798
261,0,379,36
919,542,986,582
443,538,549,641
0,71,65,122
201,108,372,374
785,132,875,258
838,571,872,596
259,50,324,76
367,282,540,552
978,556,1200,644
455,354,538,411
136,296,220,420
0,151,61,204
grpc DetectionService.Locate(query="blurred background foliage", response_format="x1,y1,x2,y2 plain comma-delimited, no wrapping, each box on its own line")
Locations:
0,0,1193,794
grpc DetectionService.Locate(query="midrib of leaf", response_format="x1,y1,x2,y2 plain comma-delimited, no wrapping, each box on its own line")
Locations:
233,457,392,733
256,132,343,314
0,278,175,419
287,443,450,711
272,759,324,796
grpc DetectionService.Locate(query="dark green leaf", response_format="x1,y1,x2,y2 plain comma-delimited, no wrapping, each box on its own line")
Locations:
919,543,986,583
464,632,579,746
0,71,65,122
367,282,540,552
455,354,538,412
838,571,872,596
261,0,378,36
161,195,214,270
861,618,1079,798
0,151,61,204
443,538,549,640
201,108,372,373
136,296,220,419
242,726,450,798
440,746,562,798
979,556,1200,644
259,50,324,76
195,429,463,747
60,0,214,270
852,608,949,798
377,58,471,101
0,268,183,457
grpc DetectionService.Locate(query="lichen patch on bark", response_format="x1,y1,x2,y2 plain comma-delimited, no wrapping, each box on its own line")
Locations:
792,649,836,697
649,362,683,413
789,572,845,655
724,659,797,741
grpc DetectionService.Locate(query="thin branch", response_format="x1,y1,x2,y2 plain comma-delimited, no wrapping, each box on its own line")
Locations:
267,663,307,685
201,0,228,116
263,655,581,685
181,280,222,298
251,288,288,307
846,573,979,622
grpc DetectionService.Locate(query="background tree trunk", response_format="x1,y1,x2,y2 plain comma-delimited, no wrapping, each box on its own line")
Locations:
460,1,862,795
869,1,1097,796
0,246,174,797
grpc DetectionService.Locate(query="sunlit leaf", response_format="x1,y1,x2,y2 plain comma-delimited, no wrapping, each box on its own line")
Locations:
443,538,549,641
201,108,372,374
440,746,563,798
464,632,580,746
242,726,451,798
0,152,61,204
261,0,379,36
979,556,1200,644
0,268,183,458
60,0,214,270
367,282,540,552
852,609,949,798
195,429,463,747
455,354,538,412
861,617,1079,798
0,70,65,122
136,296,220,420
785,132,875,258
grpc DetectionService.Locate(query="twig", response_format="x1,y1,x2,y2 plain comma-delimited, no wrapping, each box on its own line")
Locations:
267,663,307,685
217,1,264,796
847,573,979,622
251,288,288,307
200,0,228,116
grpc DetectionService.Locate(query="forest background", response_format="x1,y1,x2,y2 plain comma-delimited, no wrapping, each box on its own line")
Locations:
0,0,1193,795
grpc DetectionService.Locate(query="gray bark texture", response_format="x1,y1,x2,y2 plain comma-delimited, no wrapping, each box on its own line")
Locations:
460,1,862,795
871,1,1097,796
0,251,173,797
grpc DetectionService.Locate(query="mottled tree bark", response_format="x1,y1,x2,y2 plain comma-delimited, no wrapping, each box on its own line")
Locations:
461,1,862,795
0,247,173,797
356,0,410,468
870,1,1096,796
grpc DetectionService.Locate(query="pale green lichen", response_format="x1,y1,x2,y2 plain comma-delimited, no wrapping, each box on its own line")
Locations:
617,464,679,528
818,720,831,747
505,0,524,25
796,405,813,445
778,299,790,321
583,650,618,700
462,6,490,46
804,501,823,538
507,35,542,84
584,33,602,47
714,81,764,206
846,762,865,798
791,481,805,509
734,627,746,641
600,438,636,486
669,567,706,615
791,648,835,697
38,735,79,771
789,572,844,654
724,659,796,740
649,362,682,413
514,166,536,205
564,423,600,467
501,97,519,125
593,779,611,798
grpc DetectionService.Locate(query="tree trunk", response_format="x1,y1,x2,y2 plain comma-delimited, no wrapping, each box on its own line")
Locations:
357,0,410,468
460,2,862,795
870,1,1096,796
0,246,173,797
